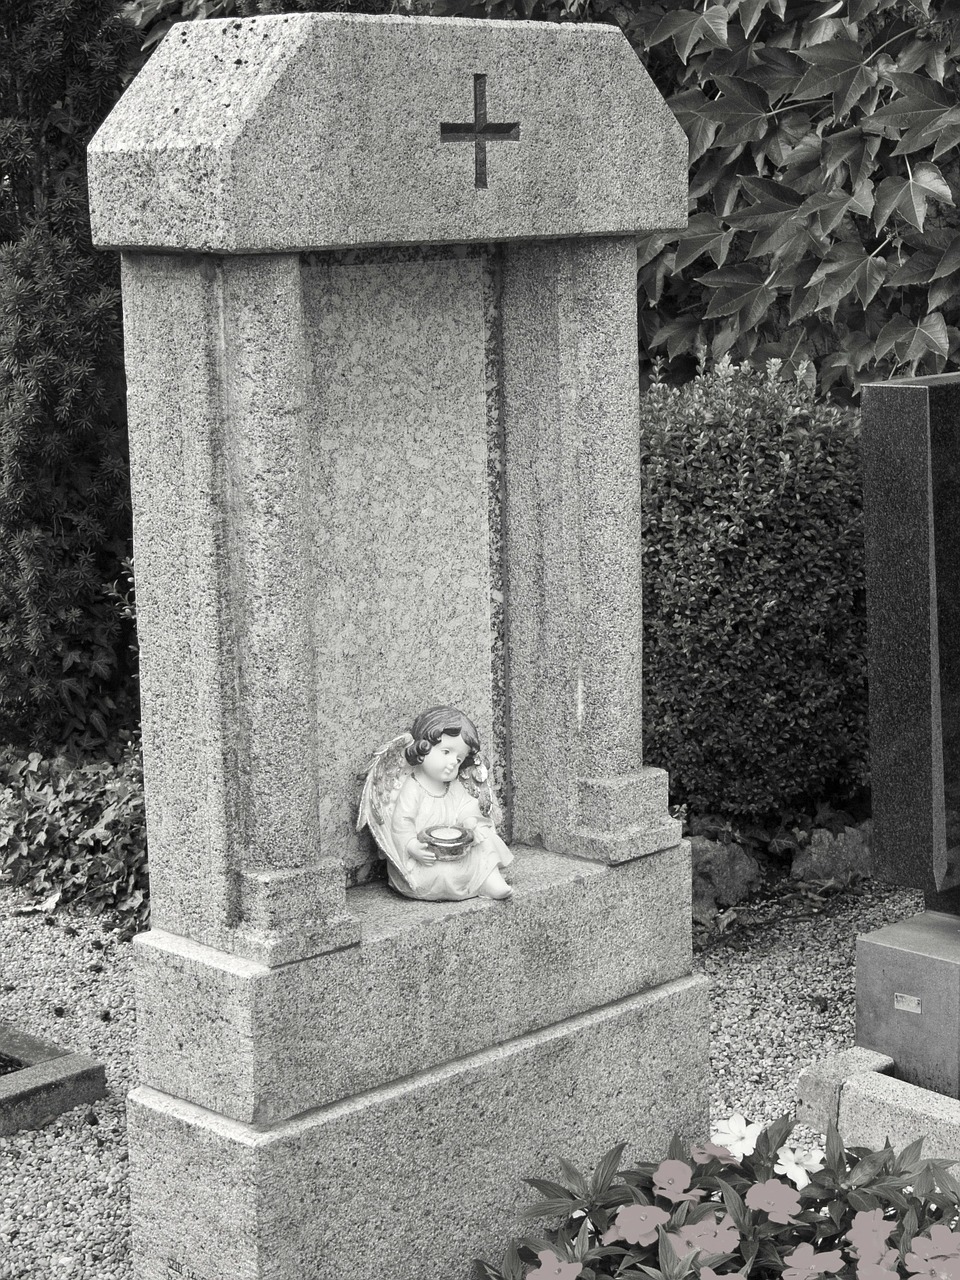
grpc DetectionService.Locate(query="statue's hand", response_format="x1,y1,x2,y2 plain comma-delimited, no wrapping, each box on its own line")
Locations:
407,839,437,866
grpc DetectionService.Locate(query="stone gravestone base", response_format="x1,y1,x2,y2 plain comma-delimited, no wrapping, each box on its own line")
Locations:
88,13,710,1278
131,850,705,1278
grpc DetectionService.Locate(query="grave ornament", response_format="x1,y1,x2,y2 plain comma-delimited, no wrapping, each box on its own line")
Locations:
357,704,514,901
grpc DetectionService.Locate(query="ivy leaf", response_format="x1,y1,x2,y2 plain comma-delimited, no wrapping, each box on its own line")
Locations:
650,315,706,359
699,263,777,327
647,7,728,64
874,162,953,232
671,88,722,164
791,243,884,318
736,0,768,37
876,311,949,366
822,129,881,187
726,177,804,229
674,211,736,270
712,77,770,145
930,277,960,309
792,39,879,117
802,191,853,235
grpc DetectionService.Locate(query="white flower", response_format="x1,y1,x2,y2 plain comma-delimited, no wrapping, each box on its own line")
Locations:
711,1114,764,1160
775,1144,825,1189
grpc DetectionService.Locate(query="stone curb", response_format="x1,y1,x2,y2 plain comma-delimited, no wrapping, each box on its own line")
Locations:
0,1021,106,1136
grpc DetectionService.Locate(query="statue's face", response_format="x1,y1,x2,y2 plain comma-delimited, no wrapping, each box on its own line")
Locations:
419,733,470,785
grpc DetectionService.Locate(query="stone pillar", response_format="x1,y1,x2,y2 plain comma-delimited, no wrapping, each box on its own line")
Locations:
121,251,358,964
502,236,680,860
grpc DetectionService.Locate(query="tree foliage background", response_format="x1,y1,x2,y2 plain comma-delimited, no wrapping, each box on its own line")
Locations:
429,0,960,401
0,0,139,754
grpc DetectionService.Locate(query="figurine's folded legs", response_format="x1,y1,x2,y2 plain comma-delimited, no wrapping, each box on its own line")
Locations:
477,868,513,900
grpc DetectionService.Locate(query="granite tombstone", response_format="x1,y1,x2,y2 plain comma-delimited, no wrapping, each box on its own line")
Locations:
799,374,960,1156
88,14,710,1279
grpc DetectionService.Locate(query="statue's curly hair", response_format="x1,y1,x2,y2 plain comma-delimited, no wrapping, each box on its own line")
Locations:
404,705,481,769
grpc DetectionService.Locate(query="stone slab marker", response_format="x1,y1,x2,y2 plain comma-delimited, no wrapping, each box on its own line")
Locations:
88,14,709,1279
855,374,960,1097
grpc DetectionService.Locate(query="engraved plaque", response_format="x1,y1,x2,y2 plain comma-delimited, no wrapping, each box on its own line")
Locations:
894,992,922,1014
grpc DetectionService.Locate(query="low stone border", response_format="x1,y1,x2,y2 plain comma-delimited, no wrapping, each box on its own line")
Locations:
0,1020,106,1136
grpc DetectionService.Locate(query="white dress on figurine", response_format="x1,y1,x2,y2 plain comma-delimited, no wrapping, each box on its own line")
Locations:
357,712,514,903
388,774,513,901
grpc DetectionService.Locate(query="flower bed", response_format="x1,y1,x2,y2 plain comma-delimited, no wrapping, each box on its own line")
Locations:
480,1115,960,1280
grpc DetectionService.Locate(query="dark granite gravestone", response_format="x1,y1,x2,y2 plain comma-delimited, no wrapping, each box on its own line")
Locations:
861,373,960,911
856,373,960,1096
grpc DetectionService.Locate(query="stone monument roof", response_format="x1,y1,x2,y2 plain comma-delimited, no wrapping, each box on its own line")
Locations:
88,12,687,252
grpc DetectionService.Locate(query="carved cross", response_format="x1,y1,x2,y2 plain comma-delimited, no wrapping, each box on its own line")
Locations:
440,73,520,190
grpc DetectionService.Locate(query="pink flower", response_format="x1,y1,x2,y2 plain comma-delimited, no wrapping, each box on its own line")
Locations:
667,1212,741,1255
905,1259,960,1280
712,1213,741,1252
857,1260,900,1280
527,1249,583,1280
915,1226,960,1261
847,1210,895,1256
652,1159,705,1204
781,1242,845,1280
692,1142,740,1167
906,1231,960,1280
744,1178,802,1224
602,1203,671,1247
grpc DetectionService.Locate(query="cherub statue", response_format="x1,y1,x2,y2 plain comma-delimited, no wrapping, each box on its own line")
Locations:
357,705,514,902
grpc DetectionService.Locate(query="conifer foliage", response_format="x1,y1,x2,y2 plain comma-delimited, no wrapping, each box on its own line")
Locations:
0,0,138,752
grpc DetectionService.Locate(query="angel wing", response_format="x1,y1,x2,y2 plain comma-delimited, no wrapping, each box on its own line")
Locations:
356,731,414,873
459,751,503,829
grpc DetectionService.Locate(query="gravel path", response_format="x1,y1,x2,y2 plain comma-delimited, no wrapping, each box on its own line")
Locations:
0,875,926,1278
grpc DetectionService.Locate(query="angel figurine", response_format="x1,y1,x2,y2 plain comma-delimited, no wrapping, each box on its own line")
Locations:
357,705,514,902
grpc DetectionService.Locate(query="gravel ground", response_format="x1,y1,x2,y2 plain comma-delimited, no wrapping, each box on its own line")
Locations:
0,874,927,1278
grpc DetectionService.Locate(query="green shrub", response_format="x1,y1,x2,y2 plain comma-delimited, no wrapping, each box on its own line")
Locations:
0,738,148,932
641,359,867,821
0,0,139,753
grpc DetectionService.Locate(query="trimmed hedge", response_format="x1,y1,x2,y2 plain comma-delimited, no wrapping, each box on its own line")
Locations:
641,358,867,821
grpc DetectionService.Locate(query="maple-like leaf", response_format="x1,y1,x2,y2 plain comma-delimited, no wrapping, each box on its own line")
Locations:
671,88,722,164
791,39,879,117
673,211,736,271
711,77,770,146
647,6,728,64
699,264,777,328
873,162,953,232
876,311,949,368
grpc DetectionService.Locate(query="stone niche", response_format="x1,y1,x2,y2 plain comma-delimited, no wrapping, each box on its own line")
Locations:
89,14,709,1280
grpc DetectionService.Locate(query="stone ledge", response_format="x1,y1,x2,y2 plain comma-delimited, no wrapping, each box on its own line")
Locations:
134,841,695,1123
127,974,709,1280
0,1022,106,1137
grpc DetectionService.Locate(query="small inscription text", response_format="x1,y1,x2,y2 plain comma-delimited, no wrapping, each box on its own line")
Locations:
894,992,922,1014
168,1261,209,1280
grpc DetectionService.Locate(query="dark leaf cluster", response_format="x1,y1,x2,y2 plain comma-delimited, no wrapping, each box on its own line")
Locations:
0,0,140,752
429,0,960,400
0,737,148,932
